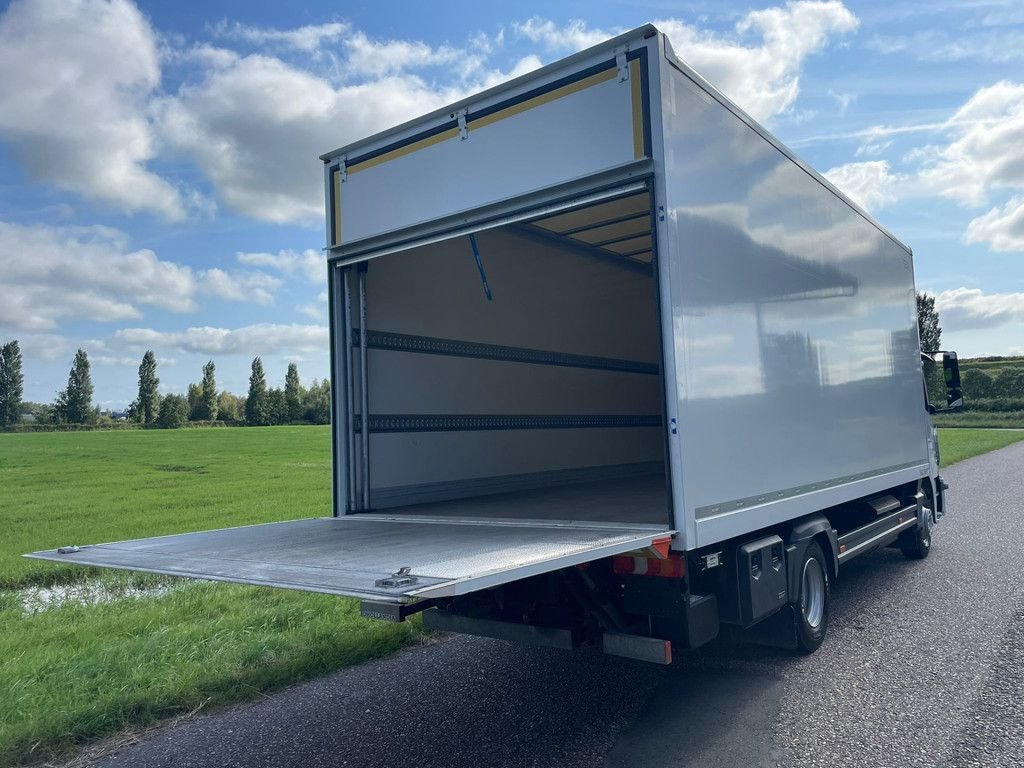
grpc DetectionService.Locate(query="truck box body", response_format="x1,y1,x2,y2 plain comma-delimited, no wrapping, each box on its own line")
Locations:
28,25,948,655
320,25,930,550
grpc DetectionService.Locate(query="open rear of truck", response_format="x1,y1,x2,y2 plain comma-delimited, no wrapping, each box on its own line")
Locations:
28,29,682,656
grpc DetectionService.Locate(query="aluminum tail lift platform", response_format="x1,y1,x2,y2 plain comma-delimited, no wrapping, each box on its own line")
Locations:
26,515,674,621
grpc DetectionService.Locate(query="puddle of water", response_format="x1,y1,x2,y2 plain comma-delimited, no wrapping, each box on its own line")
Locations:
17,578,183,615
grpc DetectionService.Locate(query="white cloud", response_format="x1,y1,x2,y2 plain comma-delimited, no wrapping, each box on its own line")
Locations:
343,32,462,78
111,323,328,355
0,221,281,333
237,249,324,283
0,222,195,332
153,54,462,224
655,2,859,122
917,81,1024,207
514,4,859,123
965,196,1024,252
824,160,905,212
867,29,1024,64
854,140,892,157
0,0,184,218
200,268,280,305
934,287,1024,330
514,18,620,52
212,20,350,53
829,89,856,116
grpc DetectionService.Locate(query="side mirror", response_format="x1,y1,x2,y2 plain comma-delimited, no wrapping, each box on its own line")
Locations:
934,351,964,412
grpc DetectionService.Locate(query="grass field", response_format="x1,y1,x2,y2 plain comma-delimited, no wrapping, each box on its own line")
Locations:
1,426,1022,765
936,427,1024,465
933,411,1024,429
0,427,422,767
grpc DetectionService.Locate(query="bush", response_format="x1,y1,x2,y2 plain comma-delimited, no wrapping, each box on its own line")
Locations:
157,394,189,428
1,422,143,433
963,398,1024,413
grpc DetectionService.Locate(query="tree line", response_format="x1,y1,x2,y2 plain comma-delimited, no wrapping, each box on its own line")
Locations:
0,342,330,428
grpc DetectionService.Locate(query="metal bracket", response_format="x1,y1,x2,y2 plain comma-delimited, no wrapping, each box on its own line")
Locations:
360,599,434,623
457,108,469,140
338,157,347,183
375,566,418,588
616,48,629,82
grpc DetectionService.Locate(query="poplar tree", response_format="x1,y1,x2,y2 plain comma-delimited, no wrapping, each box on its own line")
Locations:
245,357,269,425
284,362,302,422
916,293,942,354
199,361,218,421
58,349,94,424
0,340,24,425
137,350,159,424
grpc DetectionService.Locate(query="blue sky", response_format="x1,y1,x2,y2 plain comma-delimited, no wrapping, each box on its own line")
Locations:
2,0,1023,407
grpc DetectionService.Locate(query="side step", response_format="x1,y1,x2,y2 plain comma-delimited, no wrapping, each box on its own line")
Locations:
836,504,918,563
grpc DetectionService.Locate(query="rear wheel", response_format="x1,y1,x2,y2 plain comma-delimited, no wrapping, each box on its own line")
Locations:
795,541,830,654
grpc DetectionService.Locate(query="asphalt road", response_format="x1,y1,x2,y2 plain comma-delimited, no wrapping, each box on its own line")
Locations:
92,442,1024,768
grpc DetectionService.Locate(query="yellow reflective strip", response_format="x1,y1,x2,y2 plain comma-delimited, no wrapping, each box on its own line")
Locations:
348,127,461,175
333,168,342,244
473,66,618,132
346,64,620,175
630,58,644,159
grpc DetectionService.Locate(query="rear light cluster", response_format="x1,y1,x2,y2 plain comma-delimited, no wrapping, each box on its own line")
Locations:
612,553,686,578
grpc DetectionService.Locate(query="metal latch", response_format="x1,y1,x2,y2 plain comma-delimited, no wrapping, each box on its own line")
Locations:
375,566,418,588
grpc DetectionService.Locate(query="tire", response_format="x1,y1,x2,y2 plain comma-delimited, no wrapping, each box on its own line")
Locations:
901,516,932,560
795,541,830,654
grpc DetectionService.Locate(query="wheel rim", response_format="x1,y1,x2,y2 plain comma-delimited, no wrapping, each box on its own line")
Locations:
801,557,825,629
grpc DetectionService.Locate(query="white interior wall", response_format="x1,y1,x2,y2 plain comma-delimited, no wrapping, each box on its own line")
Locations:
359,226,665,498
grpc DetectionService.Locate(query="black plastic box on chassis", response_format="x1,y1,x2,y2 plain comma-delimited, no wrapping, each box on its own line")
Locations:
737,536,788,627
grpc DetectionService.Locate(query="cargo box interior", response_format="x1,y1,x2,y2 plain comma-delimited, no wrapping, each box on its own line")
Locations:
337,188,671,526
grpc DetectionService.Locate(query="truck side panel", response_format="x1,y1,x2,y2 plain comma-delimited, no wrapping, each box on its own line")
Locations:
656,55,932,549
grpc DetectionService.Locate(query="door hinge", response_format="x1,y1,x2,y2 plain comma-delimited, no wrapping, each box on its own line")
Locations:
457,108,469,140
616,48,629,82
337,156,347,183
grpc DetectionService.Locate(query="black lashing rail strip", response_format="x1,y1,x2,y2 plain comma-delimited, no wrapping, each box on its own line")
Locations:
351,329,659,375
352,414,662,433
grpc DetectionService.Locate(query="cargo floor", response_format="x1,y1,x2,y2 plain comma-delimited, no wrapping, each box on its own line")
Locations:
378,473,670,525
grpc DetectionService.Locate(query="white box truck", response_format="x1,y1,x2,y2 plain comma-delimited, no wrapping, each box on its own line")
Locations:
29,25,964,662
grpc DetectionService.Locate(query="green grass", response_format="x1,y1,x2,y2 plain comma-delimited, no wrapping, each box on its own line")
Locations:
0,427,422,766
2,427,333,588
937,427,1024,466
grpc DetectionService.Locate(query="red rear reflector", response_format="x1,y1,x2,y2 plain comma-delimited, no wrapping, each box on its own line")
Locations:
649,536,672,559
612,553,685,578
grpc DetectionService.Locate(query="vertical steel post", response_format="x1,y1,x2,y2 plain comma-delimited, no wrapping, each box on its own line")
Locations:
358,267,370,510
343,268,357,511
328,264,345,516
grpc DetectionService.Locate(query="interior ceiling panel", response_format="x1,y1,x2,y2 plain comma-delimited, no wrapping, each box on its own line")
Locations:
528,191,655,268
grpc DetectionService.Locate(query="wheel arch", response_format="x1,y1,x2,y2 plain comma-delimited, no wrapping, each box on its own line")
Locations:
784,515,838,605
